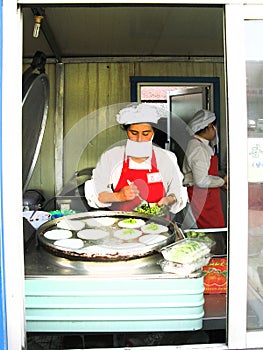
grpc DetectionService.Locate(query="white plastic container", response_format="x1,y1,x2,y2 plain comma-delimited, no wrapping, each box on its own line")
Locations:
160,238,213,264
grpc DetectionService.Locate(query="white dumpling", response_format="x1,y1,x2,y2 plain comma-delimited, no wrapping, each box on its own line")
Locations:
118,218,145,229
44,229,72,240
84,217,116,227
54,238,84,249
141,223,168,234
57,218,85,231
139,234,167,245
77,229,109,240
114,229,142,240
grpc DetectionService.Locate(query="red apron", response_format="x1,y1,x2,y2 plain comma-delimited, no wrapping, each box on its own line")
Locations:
187,146,225,228
110,151,165,212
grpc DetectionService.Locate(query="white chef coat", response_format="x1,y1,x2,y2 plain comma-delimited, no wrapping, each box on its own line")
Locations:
182,136,225,188
85,144,188,214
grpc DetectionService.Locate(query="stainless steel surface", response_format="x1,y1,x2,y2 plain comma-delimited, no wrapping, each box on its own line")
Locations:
36,211,182,262
25,237,226,331
25,211,183,277
25,213,226,330
22,72,49,192
25,239,166,277
54,62,64,195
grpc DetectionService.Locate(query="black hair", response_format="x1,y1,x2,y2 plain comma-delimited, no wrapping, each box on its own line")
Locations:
121,123,157,132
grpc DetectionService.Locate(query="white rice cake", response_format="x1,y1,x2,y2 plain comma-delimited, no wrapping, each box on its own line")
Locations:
114,228,142,240
118,218,145,229
139,234,167,245
141,222,168,234
54,238,84,249
57,218,85,231
84,217,116,227
77,229,109,240
44,229,72,240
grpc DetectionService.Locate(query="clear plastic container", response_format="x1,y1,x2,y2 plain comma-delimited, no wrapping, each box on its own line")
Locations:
159,255,212,276
160,238,214,264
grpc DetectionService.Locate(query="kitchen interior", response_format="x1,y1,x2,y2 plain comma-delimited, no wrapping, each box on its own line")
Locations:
21,4,230,349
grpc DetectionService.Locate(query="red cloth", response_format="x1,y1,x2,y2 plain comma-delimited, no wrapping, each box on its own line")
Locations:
110,151,165,211
187,154,225,228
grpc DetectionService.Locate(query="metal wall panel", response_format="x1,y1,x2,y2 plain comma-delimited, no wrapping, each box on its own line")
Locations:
26,60,225,204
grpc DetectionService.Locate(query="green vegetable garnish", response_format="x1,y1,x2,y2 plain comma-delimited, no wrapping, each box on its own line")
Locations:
134,203,167,216
145,223,159,231
185,231,214,244
123,218,137,224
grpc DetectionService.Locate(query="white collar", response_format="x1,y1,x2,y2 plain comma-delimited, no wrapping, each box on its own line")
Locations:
194,135,210,146
129,157,152,170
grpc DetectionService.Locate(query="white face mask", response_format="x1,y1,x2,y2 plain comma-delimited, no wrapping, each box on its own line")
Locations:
125,139,153,158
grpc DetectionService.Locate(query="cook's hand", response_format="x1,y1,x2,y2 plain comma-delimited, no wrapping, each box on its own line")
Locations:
221,175,227,192
221,184,227,192
115,183,139,201
158,194,177,207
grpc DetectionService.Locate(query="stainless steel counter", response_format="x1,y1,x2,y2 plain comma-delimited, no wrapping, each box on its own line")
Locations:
24,240,226,331
25,239,167,277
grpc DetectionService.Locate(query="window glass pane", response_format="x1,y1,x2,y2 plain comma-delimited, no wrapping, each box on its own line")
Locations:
246,20,263,331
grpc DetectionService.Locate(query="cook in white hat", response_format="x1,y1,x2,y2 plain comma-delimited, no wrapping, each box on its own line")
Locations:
116,102,162,125
182,109,227,229
85,103,188,217
188,109,216,134
116,103,163,158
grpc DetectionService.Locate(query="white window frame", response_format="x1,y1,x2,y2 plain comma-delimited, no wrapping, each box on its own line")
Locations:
225,4,263,349
243,4,263,348
2,1,24,349
2,1,263,349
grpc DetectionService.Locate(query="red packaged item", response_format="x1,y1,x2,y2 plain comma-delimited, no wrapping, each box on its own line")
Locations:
203,257,227,294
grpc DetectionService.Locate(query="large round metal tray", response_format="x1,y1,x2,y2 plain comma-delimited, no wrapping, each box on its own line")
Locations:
22,73,49,192
37,211,183,261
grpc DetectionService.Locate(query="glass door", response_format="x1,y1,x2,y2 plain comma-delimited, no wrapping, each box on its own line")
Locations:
167,86,210,169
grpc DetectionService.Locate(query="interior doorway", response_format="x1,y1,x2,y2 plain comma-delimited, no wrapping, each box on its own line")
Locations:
131,77,220,170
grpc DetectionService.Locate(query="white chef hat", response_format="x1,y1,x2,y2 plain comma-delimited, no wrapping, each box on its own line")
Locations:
188,109,216,134
116,103,163,125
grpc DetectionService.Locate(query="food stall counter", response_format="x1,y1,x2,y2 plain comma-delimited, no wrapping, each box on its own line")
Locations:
24,239,226,333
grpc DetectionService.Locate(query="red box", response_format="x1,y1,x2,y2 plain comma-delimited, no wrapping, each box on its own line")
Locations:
203,257,227,294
